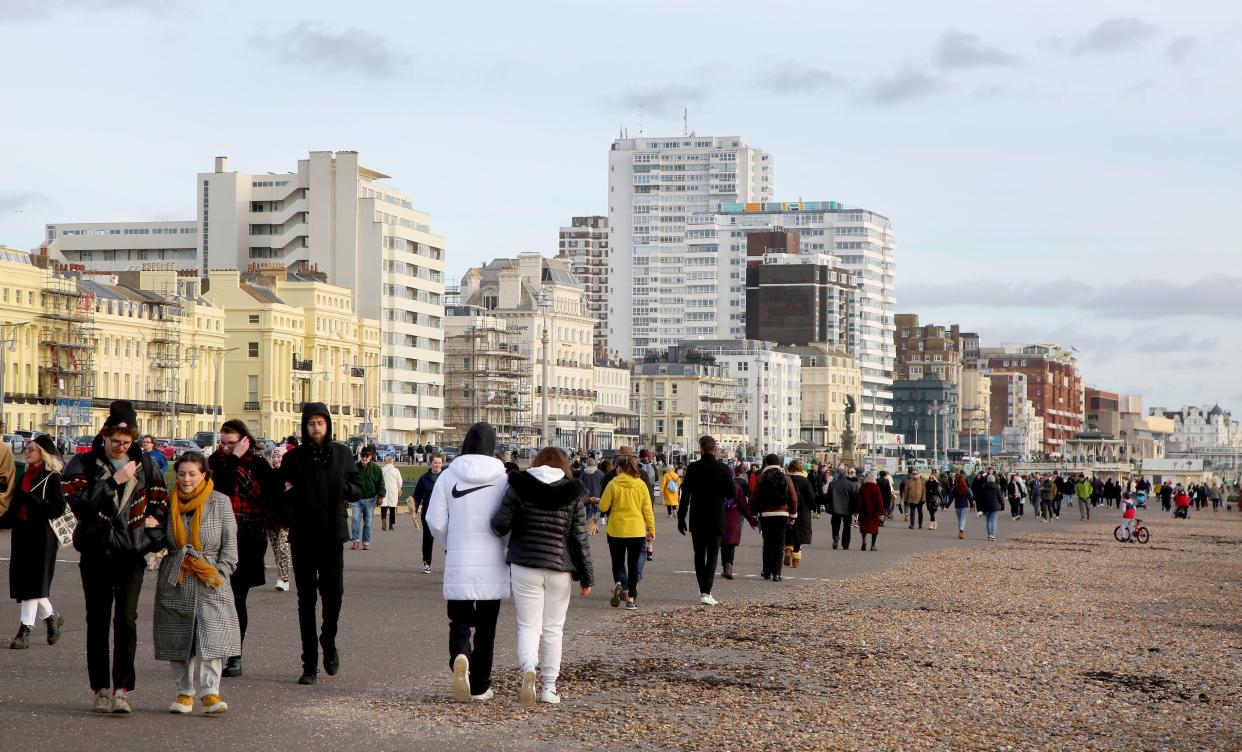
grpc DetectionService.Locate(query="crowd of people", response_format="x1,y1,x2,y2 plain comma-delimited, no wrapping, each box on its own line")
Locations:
1,409,1237,715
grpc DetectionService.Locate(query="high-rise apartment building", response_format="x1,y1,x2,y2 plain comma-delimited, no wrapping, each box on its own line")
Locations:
744,230,854,347
895,314,966,450
979,343,1083,453
44,151,446,444
607,136,773,359
557,216,609,356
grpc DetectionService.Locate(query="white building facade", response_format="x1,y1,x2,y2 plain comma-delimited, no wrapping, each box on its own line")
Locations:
607,136,773,359
45,221,199,272
685,339,801,456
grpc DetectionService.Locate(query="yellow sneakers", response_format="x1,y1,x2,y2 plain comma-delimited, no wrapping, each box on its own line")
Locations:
168,694,193,714
201,693,228,714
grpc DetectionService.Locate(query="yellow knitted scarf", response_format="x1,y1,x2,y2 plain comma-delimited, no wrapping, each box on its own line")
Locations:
171,478,223,589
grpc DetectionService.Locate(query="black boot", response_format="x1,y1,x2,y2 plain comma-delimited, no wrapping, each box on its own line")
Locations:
10,624,32,650
223,655,242,678
45,614,63,646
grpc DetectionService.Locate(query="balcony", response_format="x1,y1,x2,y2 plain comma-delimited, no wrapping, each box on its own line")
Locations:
292,357,313,372
244,401,260,411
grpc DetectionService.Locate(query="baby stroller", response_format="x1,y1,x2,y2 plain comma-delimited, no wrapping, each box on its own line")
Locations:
1134,490,1147,510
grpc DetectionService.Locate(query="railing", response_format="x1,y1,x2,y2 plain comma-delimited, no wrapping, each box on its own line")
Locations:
292,357,313,372
244,401,260,411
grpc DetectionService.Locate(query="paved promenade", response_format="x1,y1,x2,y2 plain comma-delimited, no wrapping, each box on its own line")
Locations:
1,508,1238,751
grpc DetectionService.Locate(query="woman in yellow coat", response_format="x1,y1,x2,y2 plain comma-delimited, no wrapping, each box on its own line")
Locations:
659,465,682,518
599,455,656,610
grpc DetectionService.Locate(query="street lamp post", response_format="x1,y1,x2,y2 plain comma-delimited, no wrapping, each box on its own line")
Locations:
928,402,939,467
538,288,552,449
211,346,241,446
0,322,30,434
940,402,949,468
913,419,920,460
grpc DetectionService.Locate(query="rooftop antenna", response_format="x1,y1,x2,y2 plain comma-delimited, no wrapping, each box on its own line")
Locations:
683,108,688,137
639,104,644,137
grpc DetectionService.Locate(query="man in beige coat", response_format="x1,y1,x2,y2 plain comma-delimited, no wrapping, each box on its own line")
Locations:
0,439,16,517
903,469,927,530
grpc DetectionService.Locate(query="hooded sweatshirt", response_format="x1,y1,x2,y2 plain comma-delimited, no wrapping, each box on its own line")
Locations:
426,422,511,601
491,465,592,587
598,472,656,539
278,402,362,544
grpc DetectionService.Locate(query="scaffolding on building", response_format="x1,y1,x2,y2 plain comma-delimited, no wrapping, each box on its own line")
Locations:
38,273,97,438
444,318,531,449
147,283,188,437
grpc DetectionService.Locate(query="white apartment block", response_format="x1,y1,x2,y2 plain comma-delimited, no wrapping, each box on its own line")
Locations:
1150,404,1240,452
994,372,1042,457
702,202,897,443
685,339,801,456
43,151,447,444
558,216,609,356
607,136,773,359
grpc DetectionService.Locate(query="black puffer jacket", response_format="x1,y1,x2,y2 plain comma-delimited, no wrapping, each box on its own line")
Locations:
491,468,592,588
278,402,362,544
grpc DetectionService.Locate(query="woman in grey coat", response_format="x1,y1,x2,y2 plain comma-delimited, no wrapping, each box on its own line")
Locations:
153,452,240,715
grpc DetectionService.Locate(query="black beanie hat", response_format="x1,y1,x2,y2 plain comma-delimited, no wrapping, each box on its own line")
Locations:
32,434,61,460
104,400,139,431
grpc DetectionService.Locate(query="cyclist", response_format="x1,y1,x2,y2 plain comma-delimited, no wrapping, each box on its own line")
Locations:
1120,492,1137,542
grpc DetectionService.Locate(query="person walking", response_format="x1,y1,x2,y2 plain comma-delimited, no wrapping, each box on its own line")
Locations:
1075,474,1093,522
721,464,758,580
266,446,292,592
154,452,240,715
950,473,974,539
426,423,511,702
977,473,1005,541
141,435,169,475
579,458,604,535
785,460,815,569
1040,474,1056,521
1007,474,1024,520
278,402,361,686
1057,474,1077,519
750,455,798,581
380,455,402,531
412,452,444,574
1,435,67,649
857,472,885,551
676,436,735,605
62,400,169,713
351,446,383,550
208,419,279,679
924,471,942,530
659,464,681,518
903,469,927,529
877,470,894,521
490,447,592,706
826,466,857,550
599,454,656,609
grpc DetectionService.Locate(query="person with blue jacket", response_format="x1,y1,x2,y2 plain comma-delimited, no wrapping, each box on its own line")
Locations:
412,453,444,574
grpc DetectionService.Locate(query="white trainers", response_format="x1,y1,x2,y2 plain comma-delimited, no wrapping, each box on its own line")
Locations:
422,563,432,574
274,579,289,592
92,688,112,713
451,654,471,702
539,689,561,705
469,688,494,702
698,593,719,606
520,667,538,707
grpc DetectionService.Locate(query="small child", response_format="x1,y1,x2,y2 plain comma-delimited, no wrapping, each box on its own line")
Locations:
1120,491,1137,541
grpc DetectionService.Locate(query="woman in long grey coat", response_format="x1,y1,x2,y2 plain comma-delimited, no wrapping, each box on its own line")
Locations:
154,452,240,715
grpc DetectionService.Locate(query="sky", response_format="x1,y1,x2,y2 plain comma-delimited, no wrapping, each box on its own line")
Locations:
1,0,1239,411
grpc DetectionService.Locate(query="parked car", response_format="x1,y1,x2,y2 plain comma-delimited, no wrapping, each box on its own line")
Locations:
374,443,401,462
192,431,216,449
169,439,200,458
442,447,460,462
75,435,95,454
155,438,177,460
2,434,27,453
253,438,277,458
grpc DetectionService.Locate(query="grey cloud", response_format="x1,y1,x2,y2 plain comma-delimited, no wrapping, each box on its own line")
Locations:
0,0,180,20
899,276,1242,320
601,84,709,117
1165,35,1198,64
753,57,841,93
863,65,942,105
1061,17,1161,55
0,191,53,212
934,31,1021,69
255,22,412,80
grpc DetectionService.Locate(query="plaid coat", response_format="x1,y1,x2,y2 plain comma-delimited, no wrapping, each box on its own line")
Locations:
152,491,241,662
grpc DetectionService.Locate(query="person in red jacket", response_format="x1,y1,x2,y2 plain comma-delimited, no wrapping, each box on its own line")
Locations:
857,472,885,551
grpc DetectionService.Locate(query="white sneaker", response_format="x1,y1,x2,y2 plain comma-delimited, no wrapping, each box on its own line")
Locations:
274,579,289,592
451,654,471,702
698,593,719,606
520,667,537,707
470,688,494,702
422,563,432,574
539,689,561,705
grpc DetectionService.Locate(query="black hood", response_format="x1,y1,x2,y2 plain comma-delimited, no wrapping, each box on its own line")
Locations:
461,421,496,456
301,401,333,444
510,470,584,509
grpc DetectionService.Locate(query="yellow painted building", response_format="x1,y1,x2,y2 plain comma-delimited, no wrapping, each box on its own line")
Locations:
203,267,381,441
778,344,863,449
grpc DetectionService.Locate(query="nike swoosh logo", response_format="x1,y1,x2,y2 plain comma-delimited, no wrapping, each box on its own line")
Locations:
451,484,492,498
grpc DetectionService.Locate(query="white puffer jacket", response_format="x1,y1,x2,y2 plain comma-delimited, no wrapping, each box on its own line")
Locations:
426,453,511,600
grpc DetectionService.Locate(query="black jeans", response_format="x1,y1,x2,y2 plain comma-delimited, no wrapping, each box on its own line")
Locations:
690,529,720,595
927,502,937,523
907,503,923,528
607,535,645,598
420,507,434,565
231,575,251,651
290,539,344,674
760,517,787,576
80,554,145,692
720,544,737,567
830,513,852,549
447,599,500,695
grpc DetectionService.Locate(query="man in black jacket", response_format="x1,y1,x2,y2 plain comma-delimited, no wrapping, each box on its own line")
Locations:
677,435,735,606
279,402,361,686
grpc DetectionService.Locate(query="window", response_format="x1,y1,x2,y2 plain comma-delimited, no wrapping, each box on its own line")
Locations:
247,375,258,402
248,314,260,324
248,342,259,357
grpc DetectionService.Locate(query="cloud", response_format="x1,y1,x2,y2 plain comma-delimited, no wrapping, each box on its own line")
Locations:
899,276,1242,320
0,0,180,21
1165,35,1198,64
601,83,709,116
863,64,942,105
0,191,52,213
754,57,841,93
934,31,1021,69
255,22,412,80
1055,17,1161,56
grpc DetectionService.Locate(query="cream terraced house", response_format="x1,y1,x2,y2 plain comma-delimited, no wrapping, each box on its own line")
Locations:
777,343,863,451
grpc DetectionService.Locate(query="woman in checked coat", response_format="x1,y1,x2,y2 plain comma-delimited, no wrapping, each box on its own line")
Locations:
153,452,240,715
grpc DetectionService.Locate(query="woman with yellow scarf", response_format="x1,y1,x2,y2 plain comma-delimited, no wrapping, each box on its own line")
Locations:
153,452,240,715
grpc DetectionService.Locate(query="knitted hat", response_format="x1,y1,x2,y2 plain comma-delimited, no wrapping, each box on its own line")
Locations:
104,400,138,431
32,434,61,460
